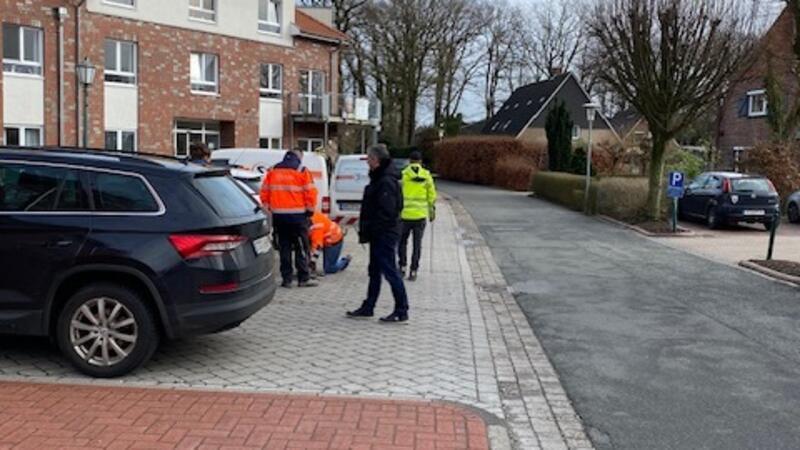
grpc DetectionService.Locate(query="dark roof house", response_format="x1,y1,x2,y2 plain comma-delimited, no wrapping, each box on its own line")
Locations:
482,73,620,147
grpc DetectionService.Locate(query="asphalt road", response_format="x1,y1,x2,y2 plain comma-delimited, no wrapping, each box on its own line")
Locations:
441,181,800,450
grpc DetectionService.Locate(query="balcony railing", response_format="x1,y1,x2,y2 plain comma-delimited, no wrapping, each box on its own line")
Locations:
288,93,382,126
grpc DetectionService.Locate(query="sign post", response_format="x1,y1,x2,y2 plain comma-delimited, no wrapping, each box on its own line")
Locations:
666,171,685,233
767,211,779,260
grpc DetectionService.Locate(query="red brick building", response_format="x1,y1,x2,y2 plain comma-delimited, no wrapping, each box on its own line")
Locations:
717,6,796,169
0,0,380,156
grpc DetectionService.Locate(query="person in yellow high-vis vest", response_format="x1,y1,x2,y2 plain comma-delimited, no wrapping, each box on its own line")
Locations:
398,151,437,281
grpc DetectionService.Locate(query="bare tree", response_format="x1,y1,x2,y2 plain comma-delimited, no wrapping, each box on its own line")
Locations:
430,0,488,125
481,1,525,120
523,3,585,79
588,0,757,219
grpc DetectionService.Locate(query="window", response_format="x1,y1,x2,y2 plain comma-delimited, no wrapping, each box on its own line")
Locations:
260,64,282,98
747,90,767,117
104,40,137,84
259,137,282,149
259,0,282,34
189,0,216,22
572,125,581,140
0,163,89,212
299,70,325,115
104,130,137,152
92,172,159,212
174,121,220,157
297,138,323,153
193,176,258,218
103,0,135,7
3,24,42,75
4,126,41,146
190,52,218,94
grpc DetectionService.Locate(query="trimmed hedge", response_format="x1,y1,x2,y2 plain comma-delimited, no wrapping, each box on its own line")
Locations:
435,137,546,191
531,171,649,220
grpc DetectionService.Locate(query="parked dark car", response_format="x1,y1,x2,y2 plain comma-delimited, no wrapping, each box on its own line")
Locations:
787,190,800,224
679,172,780,230
0,147,276,377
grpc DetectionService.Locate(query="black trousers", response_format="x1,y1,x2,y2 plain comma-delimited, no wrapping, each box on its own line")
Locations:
275,220,311,283
398,219,426,272
363,234,409,314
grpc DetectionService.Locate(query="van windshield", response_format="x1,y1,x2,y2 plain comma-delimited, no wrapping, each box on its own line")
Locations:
335,159,370,193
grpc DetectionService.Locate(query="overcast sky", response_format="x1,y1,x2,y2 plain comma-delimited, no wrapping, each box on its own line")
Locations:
417,0,788,127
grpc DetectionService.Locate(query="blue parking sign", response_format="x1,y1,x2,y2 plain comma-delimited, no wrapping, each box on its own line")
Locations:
667,171,685,198
669,171,685,188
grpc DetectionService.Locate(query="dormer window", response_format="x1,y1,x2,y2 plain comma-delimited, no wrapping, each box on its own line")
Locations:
259,0,282,34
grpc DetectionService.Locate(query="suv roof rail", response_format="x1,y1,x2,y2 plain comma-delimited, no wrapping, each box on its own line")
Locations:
0,145,189,164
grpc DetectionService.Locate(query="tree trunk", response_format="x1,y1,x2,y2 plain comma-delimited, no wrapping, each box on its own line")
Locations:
646,133,668,220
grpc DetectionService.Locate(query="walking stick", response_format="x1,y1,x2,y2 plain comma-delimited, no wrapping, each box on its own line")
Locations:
429,219,435,274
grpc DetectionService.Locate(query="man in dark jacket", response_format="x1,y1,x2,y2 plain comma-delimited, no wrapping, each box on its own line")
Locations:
346,145,409,323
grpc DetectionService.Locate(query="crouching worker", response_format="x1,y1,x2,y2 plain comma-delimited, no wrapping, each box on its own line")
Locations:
310,211,352,274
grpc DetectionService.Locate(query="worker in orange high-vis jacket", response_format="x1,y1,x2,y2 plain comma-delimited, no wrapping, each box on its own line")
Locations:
309,211,352,275
261,149,318,288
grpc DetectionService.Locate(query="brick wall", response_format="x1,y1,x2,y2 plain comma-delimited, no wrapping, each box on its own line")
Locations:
0,0,79,146
1,0,342,155
717,7,797,168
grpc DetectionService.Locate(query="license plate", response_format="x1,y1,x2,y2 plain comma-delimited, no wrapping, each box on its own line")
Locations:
253,236,271,255
744,210,765,216
340,203,360,211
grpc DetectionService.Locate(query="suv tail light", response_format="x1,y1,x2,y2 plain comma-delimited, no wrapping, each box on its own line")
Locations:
322,196,331,214
722,178,732,193
169,235,246,260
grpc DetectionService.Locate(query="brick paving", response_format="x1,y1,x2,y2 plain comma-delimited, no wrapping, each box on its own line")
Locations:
0,196,591,449
0,381,489,450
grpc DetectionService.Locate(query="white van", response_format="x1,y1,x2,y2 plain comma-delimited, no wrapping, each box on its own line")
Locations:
330,154,370,227
211,148,330,211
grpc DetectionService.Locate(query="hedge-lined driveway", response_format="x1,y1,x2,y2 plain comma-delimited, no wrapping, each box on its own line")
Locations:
654,220,800,265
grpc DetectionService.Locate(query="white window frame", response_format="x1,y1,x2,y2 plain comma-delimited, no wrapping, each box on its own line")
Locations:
299,69,325,114
104,39,137,85
102,0,135,8
258,0,282,34
260,63,282,99
173,121,221,158
3,125,43,146
104,130,137,152
2,24,43,76
572,125,581,140
189,0,217,23
747,89,767,117
297,138,323,153
259,136,282,150
190,52,218,95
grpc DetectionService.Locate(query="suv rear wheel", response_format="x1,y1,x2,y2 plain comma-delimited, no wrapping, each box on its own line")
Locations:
56,283,159,378
706,206,720,229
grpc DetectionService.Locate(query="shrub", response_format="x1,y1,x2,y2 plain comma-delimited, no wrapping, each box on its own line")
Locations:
594,177,649,221
531,172,588,211
545,100,573,171
532,172,650,220
664,149,705,180
435,137,546,188
494,155,540,191
741,142,800,204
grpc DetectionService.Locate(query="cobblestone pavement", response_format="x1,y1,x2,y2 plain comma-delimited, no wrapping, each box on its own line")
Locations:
0,381,489,449
0,197,591,450
651,220,800,265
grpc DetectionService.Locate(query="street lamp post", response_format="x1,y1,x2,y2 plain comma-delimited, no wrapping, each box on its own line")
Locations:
76,58,96,148
583,102,600,213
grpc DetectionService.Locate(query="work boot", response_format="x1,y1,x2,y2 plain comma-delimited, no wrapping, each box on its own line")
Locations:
340,255,352,272
379,312,409,324
281,280,292,289
408,270,417,282
298,279,319,288
346,305,374,319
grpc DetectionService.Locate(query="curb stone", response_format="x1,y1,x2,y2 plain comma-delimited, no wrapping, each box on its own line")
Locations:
739,260,800,287
445,194,595,450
